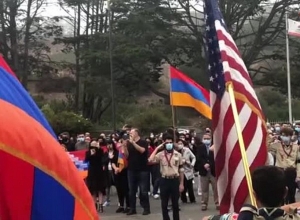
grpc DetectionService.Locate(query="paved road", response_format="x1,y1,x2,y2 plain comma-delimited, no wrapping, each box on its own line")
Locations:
99,187,300,220
100,186,218,220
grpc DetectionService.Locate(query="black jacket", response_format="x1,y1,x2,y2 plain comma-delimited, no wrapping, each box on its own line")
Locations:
197,143,216,177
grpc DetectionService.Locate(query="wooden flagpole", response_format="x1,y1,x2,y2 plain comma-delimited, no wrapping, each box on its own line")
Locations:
169,65,177,140
226,82,257,207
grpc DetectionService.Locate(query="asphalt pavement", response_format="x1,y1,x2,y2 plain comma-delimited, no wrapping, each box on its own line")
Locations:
100,180,218,220
99,185,300,220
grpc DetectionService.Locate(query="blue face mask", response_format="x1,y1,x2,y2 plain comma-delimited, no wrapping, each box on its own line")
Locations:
281,136,291,145
203,139,211,145
275,127,280,132
165,143,173,151
296,128,300,132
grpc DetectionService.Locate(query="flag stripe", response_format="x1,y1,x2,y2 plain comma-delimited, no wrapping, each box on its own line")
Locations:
0,56,16,77
288,19,300,38
171,92,212,119
0,150,34,219
32,168,75,220
205,0,267,213
0,99,97,219
171,78,210,105
0,66,56,138
170,65,211,119
170,66,210,98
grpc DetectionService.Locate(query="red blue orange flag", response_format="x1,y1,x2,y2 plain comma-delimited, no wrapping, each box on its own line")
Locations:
0,55,98,220
169,65,212,119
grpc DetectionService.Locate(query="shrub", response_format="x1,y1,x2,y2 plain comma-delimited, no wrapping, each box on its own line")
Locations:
41,104,93,134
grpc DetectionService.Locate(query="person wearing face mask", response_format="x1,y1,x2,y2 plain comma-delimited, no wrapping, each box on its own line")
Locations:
177,140,196,204
75,134,88,150
60,132,75,152
274,124,281,134
197,133,219,211
148,134,184,220
269,127,300,204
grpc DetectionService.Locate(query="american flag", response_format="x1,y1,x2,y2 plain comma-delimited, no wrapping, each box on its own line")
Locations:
204,0,267,214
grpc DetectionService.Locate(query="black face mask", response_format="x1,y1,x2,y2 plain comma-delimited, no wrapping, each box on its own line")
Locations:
62,137,69,143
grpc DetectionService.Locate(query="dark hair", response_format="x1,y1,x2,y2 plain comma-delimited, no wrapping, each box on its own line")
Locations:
145,137,154,146
165,128,179,140
107,139,118,152
252,166,286,207
163,133,174,142
177,139,188,146
97,136,107,146
280,127,293,136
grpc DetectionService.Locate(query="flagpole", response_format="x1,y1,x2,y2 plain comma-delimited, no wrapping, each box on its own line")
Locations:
226,82,257,207
168,65,177,140
286,11,293,124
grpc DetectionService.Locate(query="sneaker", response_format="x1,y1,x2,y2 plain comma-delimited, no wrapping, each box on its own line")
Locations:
201,204,207,211
198,191,202,196
116,207,124,213
153,194,160,199
103,201,110,207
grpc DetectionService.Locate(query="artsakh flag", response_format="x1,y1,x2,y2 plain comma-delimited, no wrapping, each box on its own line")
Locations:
0,55,98,219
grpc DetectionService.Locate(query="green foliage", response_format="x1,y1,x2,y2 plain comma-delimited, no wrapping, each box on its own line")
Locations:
126,106,172,134
257,89,300,121
41,104,93,134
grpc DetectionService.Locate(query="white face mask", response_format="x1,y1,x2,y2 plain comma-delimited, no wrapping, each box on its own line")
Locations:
178,144,184,149
191,140,195,144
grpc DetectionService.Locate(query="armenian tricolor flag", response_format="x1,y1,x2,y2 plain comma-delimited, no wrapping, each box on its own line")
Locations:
169,65,212,119
0,55,98,219
117,150,128,172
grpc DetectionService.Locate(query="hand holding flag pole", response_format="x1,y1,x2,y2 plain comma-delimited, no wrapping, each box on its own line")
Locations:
227,82,257,208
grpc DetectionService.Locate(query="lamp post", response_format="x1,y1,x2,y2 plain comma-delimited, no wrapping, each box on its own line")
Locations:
108,0,116,131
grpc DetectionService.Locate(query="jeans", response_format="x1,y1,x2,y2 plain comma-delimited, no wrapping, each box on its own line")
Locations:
150,165,161,194
128,170,150,211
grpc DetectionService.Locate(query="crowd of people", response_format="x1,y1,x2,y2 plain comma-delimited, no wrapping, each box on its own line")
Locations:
57,122,300,220
58,125,217,219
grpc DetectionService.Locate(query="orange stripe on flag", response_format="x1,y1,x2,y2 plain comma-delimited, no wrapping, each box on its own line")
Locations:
171,92,212,119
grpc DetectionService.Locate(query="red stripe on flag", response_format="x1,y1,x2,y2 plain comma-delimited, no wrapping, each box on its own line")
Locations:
0,149,34,219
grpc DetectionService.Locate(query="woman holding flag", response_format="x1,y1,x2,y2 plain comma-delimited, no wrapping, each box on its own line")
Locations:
114,135,130,213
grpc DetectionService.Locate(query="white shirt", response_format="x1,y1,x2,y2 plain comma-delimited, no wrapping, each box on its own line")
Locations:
268,152,275,166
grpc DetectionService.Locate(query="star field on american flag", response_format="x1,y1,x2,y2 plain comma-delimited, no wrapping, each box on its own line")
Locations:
204,0,226,99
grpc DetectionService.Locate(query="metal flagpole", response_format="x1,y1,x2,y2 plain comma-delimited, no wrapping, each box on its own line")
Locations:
286,11,293,124
168,65,177,140
108,0,116,131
